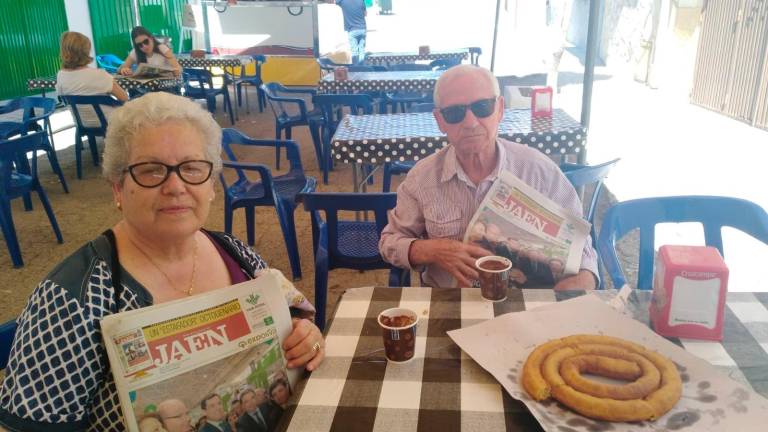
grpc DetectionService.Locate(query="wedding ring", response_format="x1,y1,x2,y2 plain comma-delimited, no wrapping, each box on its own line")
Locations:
312,341,321,354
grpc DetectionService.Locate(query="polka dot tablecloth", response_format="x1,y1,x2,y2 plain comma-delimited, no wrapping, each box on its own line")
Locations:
318,71,442,94
364,50,468,66
27,76,183,92
177,55,254,69
331,109,586,164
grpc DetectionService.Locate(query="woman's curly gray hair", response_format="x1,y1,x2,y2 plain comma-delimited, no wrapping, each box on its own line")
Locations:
103,92,222,184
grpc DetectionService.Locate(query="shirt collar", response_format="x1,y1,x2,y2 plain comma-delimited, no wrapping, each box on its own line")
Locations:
440,140,505,186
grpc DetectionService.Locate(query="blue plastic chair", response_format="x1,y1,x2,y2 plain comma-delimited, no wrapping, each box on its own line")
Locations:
261,82,323,171
597,196,768,290
317,57,349,73
220,128,316,281
183,68,235,125
380,103,434,192
0,319,16,370
0,132,64,267
0,97,68,194
429,58,461,70
468,47,482,65
298,192,410,330
227,55,267,113
96,54,124,74
313,93,374,184
59,95,123,179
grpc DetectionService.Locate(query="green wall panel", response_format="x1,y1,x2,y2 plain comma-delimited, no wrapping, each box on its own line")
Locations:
0,0,68,99
138,0,192,53
88,0,135,59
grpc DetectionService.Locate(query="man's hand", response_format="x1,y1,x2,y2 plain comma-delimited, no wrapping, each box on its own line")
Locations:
409,239,492,287
554,269,597,290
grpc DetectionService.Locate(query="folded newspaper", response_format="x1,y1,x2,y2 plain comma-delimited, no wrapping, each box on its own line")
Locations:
464,170,590,286
132,62,176,78
101,272,299,431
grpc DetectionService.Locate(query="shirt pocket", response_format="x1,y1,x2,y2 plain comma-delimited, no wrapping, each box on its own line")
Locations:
424,205,463,240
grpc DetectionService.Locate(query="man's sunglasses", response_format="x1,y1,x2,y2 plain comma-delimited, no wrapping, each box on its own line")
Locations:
438,97,498,124
134,38,151,48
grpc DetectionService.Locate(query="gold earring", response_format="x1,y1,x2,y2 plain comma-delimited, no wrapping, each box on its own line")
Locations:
116,201,122,210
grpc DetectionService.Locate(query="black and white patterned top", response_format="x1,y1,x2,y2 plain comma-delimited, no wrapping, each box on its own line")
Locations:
364,49,468,66
177,55,254,69
0,231,291,432
27,76,183,92
331,109,586,164
318,71,442,94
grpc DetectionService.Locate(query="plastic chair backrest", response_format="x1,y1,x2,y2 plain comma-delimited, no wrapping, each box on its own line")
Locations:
597,196,768,290
300,192,397,260
0,132,47,193
408,102,435,113
314,93,373,128
389,63,432,72
183,68,216,92
561,158,620,230
317,57,348,72
261,82,308,119
59,95,121,134
0,319,16,370
96,54,123,73
429,58,460,70
468,47,482,65
347,65,376,72
220,128,304,183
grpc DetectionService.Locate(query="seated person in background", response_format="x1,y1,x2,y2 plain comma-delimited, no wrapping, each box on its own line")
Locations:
0,93,325,432
118,26,181,77
379,65,598,290
56,31,129,125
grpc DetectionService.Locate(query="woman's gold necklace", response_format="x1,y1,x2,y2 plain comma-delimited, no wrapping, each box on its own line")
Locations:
129,236,198,296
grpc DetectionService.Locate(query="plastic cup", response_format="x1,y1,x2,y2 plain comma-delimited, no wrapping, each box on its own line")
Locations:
378,308,419,363
475,255,512,302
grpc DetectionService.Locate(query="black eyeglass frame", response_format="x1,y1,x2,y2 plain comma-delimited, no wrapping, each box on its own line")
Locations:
124,160,214,188
438,97,498,124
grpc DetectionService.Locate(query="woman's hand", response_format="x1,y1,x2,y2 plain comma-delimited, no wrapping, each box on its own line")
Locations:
118,66,132,76
283,318,325,371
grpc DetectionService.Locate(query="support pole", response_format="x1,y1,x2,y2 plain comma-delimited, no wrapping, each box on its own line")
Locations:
579,0,601,163
490,0,502,72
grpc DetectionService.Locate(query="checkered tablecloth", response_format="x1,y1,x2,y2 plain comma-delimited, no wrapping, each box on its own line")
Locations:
318,71,442,94
26,76,182,92
331,108,585,164
177,55,254,69
278,288,768,431
364,50,469,66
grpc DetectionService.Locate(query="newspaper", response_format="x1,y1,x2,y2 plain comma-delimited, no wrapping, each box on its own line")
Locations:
132,62,176,78
464,170,590,286
101,272,298,432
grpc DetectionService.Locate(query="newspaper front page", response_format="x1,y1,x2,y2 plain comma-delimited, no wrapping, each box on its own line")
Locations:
132,63,176,78
464,170,590,286
101,272,298,431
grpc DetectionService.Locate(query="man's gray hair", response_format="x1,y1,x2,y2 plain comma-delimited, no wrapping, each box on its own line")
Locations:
102,92,223,184
433,64,500,107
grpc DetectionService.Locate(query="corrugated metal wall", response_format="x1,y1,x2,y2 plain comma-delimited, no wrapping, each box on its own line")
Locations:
0,0,68,99
139,0,192,52
88,0,136,59
691,0,768,129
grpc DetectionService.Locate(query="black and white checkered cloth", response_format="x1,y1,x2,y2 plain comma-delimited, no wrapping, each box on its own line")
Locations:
278,287,768,431
26,76,182,92
331,109,586,164
365,50,469,66
318,71,442,94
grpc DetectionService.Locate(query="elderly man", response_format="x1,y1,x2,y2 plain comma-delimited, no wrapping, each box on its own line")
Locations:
199,393,231,432
157,399,193,432
379,65,598,289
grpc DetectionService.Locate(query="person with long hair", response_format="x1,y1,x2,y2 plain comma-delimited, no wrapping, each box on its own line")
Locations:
118,26,181,76
56,31,129,125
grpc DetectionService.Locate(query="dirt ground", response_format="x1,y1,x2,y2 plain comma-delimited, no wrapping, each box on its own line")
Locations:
0,92,626,327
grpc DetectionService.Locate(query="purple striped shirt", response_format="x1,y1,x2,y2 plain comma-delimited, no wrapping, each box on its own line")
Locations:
379,138,599,288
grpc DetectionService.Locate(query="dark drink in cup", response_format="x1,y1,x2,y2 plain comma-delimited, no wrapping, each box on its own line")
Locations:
378,308,419,363
475,256,512,301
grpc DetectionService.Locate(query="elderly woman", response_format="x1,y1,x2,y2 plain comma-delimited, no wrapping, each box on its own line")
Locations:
56,31,129,125
0,93,324,431
118,26,181,76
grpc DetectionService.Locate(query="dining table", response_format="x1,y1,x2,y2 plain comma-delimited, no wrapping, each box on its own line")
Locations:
277,287,768,431
27,75,183,94
318,71,442,94
364,49,469,66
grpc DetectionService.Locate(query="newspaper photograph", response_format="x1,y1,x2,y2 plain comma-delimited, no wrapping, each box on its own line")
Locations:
132,62,176,78
465,170,590,286
101,272,298,432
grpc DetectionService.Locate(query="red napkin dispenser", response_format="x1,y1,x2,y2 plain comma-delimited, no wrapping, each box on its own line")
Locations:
650,245,729,341
531,86,553,118
334,66,349,81
419,45,430,56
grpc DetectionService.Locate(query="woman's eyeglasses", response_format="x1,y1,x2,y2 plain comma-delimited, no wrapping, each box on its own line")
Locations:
134,38,151,48
438,97,497,124
125,160,213,188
